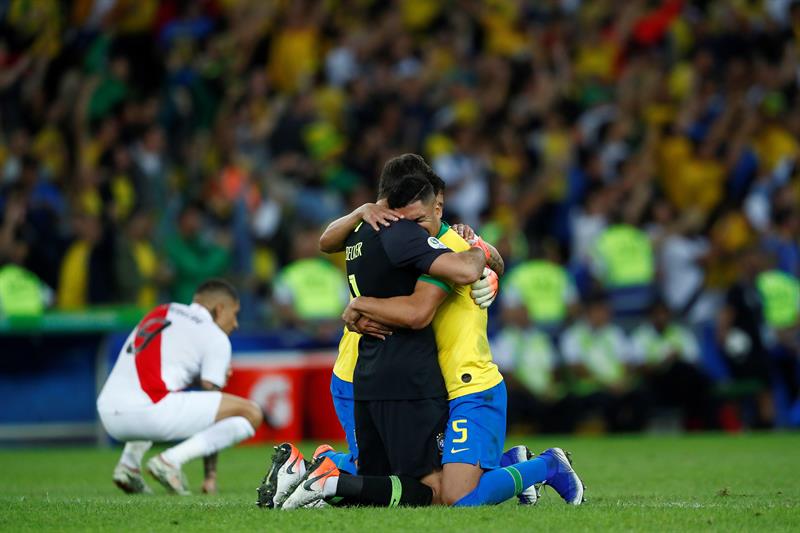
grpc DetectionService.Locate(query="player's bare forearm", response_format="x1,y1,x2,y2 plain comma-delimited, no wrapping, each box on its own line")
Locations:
351,296,429,329
462,248,488,281
350,282,446,330
203,453,218,479
484,241,505,277
320,202,403,253
429,248,486,286
319,209,364,253
452,224,504,276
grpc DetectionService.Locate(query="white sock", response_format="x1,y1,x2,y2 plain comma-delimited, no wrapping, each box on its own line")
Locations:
119,441,152,469
322,476,340,498
161,417,254,467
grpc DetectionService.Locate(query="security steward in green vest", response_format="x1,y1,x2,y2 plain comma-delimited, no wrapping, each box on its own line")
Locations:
502,260,578,331
501,241,578,333
0,263,46,317
757,269,800,413
273,225,349,338
591,223,655,315
757,270,800,332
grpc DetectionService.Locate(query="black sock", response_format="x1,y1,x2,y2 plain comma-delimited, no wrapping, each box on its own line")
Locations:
332,475,432,507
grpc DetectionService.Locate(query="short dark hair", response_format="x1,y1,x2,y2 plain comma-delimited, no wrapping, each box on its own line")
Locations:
194,279,239,302
386,175,434,209
378,153,445,199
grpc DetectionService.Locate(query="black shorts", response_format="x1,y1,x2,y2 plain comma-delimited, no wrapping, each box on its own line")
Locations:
354,397,448,479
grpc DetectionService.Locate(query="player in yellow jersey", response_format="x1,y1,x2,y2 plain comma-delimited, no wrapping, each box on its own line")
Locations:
257,155,583,510
337,201,517,506
317,157,449,478
318,155,507,487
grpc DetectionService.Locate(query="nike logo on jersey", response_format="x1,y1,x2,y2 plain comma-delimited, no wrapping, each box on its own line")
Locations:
450,447,470,454
303,468,335,490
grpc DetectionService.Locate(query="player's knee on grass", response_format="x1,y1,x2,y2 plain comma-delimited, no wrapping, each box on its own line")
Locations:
441,486,468,506
216,394,263,429
441,463,483,506
420,470,444,505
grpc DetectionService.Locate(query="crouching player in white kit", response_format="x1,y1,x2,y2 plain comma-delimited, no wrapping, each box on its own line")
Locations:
97,279,263,495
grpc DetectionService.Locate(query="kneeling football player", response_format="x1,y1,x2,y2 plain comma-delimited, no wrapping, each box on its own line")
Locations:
97,279,263,495
259,167,585,508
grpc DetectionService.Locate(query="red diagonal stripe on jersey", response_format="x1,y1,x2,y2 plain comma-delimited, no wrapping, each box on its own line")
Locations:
134,304,171,403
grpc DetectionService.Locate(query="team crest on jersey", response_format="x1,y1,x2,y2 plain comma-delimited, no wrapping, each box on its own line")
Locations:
436,432,445,454
427,236,448,250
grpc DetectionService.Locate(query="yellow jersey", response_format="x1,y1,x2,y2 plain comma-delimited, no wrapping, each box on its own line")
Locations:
332,222,503,400
332,325,360,382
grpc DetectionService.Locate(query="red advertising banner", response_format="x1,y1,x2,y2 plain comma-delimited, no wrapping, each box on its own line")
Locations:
224,351,345,444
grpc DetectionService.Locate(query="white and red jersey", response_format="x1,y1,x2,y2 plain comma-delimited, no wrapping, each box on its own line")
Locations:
98,302,232,409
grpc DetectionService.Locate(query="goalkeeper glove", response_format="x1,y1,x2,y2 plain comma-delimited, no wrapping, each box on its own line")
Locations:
470,236,493,261
471,267,499,309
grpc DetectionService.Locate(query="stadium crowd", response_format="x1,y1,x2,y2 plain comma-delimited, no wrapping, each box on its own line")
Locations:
0,0,798,430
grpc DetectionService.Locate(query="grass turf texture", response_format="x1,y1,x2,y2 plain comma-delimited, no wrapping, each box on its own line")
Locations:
1,433,798,532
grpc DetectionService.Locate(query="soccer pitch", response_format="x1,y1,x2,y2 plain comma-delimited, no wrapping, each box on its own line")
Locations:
1,434,798,532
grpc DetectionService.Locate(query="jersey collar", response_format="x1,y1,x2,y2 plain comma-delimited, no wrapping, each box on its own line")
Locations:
190,302,213,321
437,221,450,239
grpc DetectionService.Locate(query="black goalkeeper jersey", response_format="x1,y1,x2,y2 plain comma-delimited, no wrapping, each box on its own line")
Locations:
345,219,451,401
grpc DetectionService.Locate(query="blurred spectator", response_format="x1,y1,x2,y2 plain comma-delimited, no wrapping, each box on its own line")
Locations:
590,219,656,316
756,267,800,426
0,161,65,288
631,299,715,429
0,261,48,317
273,224,348,339
717,247,775,428
492,317,570,434
560,292,646,432
501,240,578,332
433,126,490,227
0,185,52,315
114,210,162,308
88,55,130,123
165,203,231,305
763,207,800,277
0,185,31,267
0,0,799,431
757,269,800,335
654,207,711,324
106,145,143,223
570,183,611,270
268,2,322,94
132,126,169,213
57,212,112,309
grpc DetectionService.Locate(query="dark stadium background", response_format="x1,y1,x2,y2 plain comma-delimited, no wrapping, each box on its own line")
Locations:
0,0,798,445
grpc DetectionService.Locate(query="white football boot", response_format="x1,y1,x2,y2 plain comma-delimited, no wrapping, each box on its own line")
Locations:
146,455,190,496
113,463,153,494
256,443,307,508
282,456,339,510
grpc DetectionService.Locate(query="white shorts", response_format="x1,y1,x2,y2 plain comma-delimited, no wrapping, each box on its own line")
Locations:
98,391,223,442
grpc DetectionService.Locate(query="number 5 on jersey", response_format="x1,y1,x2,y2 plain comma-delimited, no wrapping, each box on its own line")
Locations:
452,419,468,443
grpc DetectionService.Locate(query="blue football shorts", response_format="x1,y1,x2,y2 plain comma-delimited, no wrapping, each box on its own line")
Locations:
441,380,507,470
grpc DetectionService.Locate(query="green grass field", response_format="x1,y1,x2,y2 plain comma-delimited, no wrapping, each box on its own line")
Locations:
1,433,798,532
